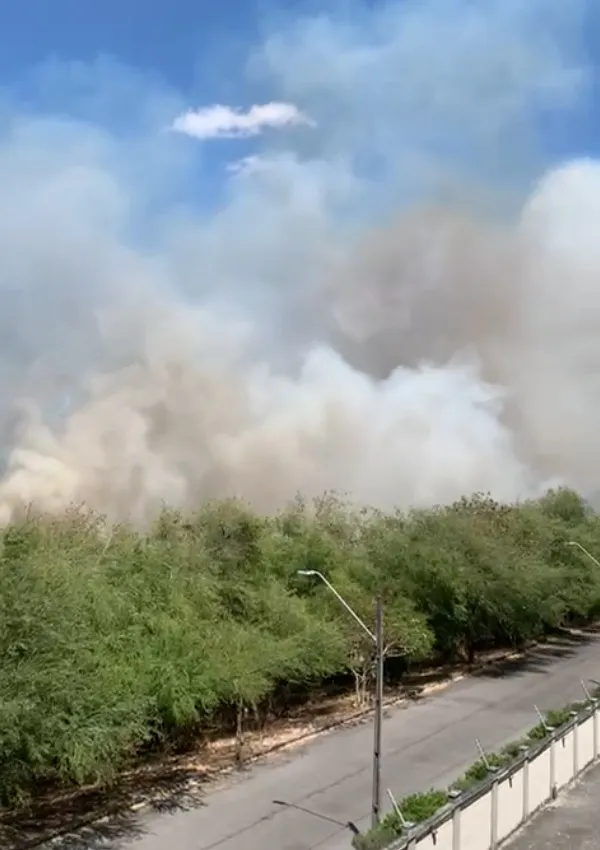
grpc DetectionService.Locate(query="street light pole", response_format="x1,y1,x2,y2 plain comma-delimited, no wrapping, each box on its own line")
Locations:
566,541,600,569
297,570,383,829
372,597,384,829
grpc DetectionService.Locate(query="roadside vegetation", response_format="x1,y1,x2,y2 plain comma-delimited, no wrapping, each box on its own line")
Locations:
1,487,600,806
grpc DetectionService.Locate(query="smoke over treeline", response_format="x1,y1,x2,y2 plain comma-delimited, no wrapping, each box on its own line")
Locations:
0,0,596,524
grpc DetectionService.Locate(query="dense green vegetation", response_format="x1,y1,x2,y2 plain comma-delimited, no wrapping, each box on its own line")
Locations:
1,487,600,806
353,695,596,850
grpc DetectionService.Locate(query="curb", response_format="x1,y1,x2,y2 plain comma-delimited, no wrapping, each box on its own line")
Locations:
240,646,523,764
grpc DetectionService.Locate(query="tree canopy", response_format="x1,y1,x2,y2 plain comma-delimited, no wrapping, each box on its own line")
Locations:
1,488,599,805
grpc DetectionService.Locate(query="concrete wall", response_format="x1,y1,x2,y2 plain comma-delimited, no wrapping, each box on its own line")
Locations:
386,702,600,850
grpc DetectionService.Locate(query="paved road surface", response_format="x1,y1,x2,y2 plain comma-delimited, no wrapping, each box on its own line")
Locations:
48,634,600,850
506,758,600,850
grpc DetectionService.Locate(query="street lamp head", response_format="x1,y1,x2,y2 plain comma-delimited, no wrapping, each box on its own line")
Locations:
566,541,576,546
297,570,317,576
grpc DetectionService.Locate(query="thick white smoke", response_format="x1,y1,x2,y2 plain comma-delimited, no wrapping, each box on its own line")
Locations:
0,0,595,524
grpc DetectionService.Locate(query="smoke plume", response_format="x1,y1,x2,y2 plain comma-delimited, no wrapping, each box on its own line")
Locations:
0,0,597,524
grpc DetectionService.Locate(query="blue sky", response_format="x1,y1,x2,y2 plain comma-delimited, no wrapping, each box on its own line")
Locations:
0,0,597,356
0,0,264,86
2,0,598,210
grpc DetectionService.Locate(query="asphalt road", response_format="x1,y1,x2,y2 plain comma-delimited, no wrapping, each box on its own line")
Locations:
47,633,600,850
506,758,600,850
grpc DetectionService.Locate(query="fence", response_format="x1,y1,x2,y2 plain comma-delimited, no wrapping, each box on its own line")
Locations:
379,697,599,850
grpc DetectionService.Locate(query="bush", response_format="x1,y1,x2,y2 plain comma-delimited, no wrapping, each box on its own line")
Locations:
1,488,600,806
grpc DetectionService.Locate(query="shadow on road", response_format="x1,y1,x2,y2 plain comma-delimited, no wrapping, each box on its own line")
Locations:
473,630,600,680
8,812,147,850
0,763,211,850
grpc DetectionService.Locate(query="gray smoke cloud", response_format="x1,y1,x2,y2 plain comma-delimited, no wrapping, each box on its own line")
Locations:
0,0,596,524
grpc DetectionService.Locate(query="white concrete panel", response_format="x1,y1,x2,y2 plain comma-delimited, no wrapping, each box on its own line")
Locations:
496,768,524,843
414,818,453,850
527,747,551,812
458,791,492,850
555,728,575,789
578,716,595,768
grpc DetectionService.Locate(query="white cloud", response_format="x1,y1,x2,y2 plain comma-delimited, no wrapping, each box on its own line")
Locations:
171,102,313,140
226,155,270,176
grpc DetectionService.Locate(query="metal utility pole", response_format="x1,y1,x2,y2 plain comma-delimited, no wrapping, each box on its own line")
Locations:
372,597,384,829
297,570,384,830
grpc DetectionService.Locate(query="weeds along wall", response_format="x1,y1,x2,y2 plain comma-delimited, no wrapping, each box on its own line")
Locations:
1,487,600,805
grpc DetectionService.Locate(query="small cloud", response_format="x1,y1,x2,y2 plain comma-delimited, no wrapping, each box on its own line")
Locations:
171,102,314,140
226,155,270,176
